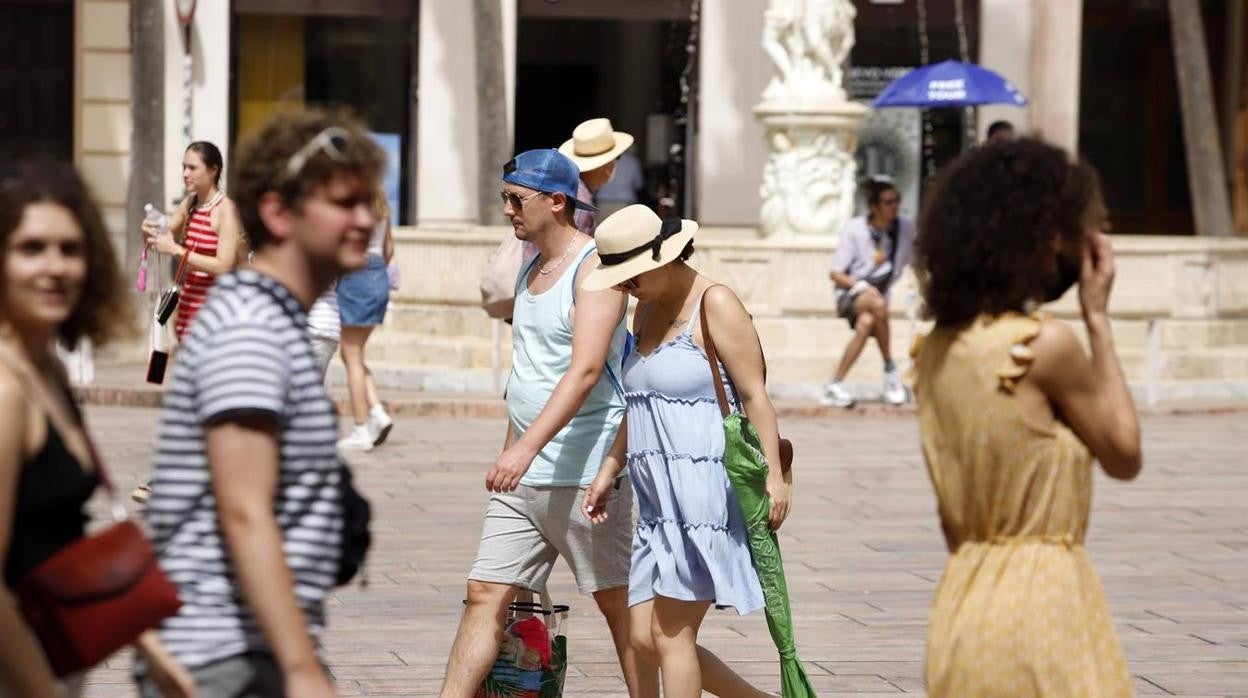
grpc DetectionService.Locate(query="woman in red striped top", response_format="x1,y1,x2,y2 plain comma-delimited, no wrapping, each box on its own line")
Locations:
142,142,243,341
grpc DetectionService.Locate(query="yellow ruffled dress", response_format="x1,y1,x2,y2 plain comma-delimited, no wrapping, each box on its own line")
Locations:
910,313,1133,697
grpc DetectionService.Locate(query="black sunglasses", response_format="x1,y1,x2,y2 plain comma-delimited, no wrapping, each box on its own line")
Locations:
500,190,545,210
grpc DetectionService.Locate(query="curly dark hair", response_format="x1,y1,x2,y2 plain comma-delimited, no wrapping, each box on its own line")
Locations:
0,162,133,347
915,138,1103,327
230,109,385,251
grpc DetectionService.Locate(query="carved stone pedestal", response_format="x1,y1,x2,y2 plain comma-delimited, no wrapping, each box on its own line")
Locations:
755,103,868,237
754,0,867,238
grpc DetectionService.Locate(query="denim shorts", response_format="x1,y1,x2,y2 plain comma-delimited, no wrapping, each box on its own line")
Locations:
336,254,390,326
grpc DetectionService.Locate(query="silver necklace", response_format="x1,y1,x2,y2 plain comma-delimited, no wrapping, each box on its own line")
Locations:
538,235,578,275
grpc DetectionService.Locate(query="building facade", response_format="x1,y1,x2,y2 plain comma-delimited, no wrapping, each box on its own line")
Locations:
8,0,1245,237
164,0,1248,237
5,0,1247,398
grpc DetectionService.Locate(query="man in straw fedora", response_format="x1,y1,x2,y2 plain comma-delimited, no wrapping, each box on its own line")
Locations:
441,149,657,697
559,117,635,234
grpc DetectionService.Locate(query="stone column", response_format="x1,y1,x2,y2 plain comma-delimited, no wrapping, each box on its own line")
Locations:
753,0,867,237
1028,0,1082,152
191,4,229,161
161,2,229,205
78,0,134,235
978,0,1032,140
162,0,185,207
502,0,517,150
1169,0,1235,237
696,0,772,228
474,0,509,225
130,0,164,258
416,0,480,227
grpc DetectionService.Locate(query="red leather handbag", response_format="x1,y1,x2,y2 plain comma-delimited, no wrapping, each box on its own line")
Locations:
15,443,181,677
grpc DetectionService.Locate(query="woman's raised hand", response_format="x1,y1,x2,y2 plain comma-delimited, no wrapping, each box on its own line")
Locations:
1078,231,1115,321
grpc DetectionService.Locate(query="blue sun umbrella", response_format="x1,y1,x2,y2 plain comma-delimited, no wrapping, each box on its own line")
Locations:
872,60,1028,109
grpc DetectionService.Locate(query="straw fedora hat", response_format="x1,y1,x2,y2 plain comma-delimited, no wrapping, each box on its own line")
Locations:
582,205,699,291
559,118,635,173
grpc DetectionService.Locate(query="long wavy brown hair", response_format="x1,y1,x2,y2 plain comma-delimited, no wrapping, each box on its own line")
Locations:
0,163,133,348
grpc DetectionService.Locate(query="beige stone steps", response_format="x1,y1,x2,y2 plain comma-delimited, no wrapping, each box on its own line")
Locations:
367,318,1248,385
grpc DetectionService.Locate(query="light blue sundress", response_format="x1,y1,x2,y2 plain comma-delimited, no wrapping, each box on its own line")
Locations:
622,290,765,614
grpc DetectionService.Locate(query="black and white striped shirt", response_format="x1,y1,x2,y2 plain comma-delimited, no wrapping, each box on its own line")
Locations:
146,270,343,669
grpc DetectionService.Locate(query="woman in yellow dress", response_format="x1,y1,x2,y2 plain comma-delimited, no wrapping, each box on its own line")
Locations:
910,138,1142,697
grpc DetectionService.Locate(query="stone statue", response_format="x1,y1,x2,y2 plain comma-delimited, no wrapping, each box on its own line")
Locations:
760,0,857,107
755,0,866,237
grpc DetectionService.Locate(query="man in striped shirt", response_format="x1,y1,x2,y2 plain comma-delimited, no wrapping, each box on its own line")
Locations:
139,110,383,698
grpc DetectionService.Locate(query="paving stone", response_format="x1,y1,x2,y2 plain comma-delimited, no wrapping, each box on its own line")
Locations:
76,409,1248,696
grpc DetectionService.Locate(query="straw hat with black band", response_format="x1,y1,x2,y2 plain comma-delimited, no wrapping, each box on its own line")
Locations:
582,204,699,291
559,118,635,174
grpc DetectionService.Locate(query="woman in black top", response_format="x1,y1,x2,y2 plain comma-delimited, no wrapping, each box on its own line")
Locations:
0,166,188,697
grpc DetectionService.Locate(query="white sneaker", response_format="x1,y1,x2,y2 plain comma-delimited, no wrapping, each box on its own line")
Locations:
883,368,907,405
820,380,855,408
368,404,393,447
338,424,374,452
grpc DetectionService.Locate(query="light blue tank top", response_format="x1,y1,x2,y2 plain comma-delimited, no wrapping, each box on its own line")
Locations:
507,240,626,487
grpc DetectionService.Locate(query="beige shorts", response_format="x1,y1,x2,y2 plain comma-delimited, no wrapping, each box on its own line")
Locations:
469,480,633,595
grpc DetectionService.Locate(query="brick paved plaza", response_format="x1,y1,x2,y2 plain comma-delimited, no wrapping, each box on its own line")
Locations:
79,408,1247,697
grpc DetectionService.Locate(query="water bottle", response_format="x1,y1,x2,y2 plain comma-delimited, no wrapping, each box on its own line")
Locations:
143,203,168,235
137,204,167,292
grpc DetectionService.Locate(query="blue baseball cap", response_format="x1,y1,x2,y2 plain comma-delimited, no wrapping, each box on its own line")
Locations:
502,149,597,211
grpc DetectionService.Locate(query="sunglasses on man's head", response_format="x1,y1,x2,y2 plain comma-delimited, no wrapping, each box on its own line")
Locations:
286,127,350,180
500,190,545,210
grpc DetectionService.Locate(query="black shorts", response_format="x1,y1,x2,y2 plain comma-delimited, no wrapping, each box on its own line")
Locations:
836,289,861,328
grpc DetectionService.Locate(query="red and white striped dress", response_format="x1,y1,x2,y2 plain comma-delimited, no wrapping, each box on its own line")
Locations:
174,195,224,341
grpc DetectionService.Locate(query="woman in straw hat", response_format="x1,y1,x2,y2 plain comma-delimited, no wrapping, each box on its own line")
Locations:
580,205,789,698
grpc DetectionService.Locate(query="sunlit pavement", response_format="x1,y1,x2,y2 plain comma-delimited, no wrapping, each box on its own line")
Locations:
80,407,1248,697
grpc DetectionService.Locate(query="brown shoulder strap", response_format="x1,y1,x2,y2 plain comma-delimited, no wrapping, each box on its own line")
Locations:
698,285,732,419
173,239,197,284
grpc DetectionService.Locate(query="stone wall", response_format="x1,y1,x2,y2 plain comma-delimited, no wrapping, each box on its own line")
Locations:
78,0,132,237
369,228,1248,403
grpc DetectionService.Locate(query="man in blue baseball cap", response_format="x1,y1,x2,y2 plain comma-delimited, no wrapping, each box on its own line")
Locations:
506,148,598,266
441,150,656,697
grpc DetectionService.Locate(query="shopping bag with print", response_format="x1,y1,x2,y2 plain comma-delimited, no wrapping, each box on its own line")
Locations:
474,590,568,698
